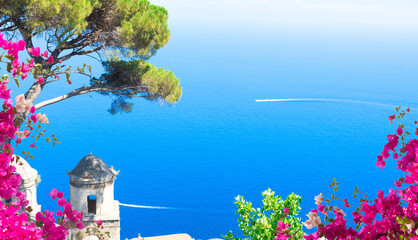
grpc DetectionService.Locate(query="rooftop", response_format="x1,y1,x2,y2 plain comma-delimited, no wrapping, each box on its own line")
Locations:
69,154,115,185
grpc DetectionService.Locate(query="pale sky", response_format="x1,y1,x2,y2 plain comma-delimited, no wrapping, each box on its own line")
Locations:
151,0,418,30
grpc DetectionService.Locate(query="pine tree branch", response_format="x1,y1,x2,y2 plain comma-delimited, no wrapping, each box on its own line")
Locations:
35,86,146,110
60,45,104,62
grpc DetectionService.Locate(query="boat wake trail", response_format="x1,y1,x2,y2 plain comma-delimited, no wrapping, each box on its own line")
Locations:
255,98,398,108
119,203,230,213
119,203,172,210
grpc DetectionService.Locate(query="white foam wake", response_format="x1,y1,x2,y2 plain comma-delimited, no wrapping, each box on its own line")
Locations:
119,203,171,209
255,98,398,108
119,203,231,213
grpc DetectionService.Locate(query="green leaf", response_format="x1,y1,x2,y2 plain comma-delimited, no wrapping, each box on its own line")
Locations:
14,77,19,87
5,54,14,61
6,62,11,72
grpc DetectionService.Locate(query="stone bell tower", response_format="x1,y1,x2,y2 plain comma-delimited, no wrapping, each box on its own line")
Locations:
67,154,120,240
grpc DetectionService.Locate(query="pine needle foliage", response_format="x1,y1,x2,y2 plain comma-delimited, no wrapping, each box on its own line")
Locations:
0,0,180,114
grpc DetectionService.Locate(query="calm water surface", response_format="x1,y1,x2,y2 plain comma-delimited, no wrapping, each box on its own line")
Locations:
13,26,418,239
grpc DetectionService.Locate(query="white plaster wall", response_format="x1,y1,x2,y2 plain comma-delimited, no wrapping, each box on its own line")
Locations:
21,186,41,216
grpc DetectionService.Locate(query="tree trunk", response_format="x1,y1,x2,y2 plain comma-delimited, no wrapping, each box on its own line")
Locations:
12,62,50,134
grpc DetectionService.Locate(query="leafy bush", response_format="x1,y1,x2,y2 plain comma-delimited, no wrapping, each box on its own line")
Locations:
224,189,304,240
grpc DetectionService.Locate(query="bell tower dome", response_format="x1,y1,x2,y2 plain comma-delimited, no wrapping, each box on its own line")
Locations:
68,154,120,240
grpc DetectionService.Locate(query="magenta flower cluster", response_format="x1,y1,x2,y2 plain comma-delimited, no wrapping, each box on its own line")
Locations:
35,189,84,240
273,108,418,240
0,33,84,239
274,220,291,240
302,110,418,239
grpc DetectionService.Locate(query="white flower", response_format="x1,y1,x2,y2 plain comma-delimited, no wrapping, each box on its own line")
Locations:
37,113,49,124
304,210,321,229
16,129,30,139
15,94,32,113
314,193,324,205
406,221,415,231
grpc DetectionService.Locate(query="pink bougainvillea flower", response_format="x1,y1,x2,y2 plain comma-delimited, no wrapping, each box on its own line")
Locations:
304,112,418,240
64,202,73,216
0,36,85,239
333,206,346,217
47,56,53,64
381,150,390,159
343,199,350,207
317,204,325,213
20,62,31,73
276,220,290,231
75,222,85,230
28,47,41,57
21,73,27,80
396,127,403,136
57,198,67,207
394,180,402,188
58,59,62,63
30,114,37,123
57,191,63,199
283,208,289,214
388,114,396,123
56,210,63,217
95,219,103,228
376,155,385,168
41,50,48,58
49,188,59,199
37,77,45,84
29,58,34,68
377,190,384,198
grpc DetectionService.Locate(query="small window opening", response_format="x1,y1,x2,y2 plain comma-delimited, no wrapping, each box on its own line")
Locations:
87,195,96,214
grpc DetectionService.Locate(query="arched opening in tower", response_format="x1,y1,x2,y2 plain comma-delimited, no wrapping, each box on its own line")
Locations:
87,195,97,214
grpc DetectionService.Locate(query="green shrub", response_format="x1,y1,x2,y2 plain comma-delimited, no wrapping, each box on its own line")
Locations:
224,189,304,240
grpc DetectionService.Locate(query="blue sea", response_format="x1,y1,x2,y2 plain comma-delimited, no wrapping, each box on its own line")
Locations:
12,24,418,239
